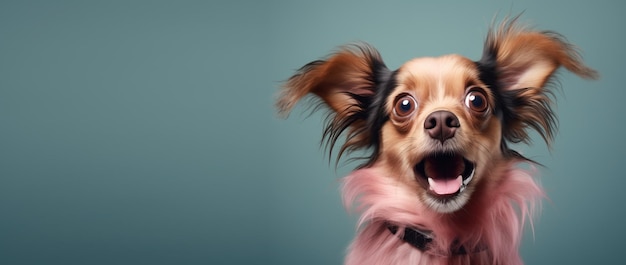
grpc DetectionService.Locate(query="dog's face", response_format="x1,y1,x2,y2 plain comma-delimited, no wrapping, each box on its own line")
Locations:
277,20,597,213
380,56,503,212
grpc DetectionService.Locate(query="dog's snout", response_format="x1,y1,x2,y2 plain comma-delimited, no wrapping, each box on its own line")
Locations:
424,111,460,143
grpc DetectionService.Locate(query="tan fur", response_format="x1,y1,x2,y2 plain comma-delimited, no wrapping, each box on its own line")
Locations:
378,55,503,210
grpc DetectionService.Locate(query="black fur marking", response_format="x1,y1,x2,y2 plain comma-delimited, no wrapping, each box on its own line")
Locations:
319,45,397,167
360,69,397,167
476,51,530,161
475,41,502,117
475,58,550,163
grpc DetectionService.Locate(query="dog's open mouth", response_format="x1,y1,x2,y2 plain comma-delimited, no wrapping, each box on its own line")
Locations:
414,153,475,197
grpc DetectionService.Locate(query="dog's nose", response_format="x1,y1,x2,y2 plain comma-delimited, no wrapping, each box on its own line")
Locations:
424,110,460,143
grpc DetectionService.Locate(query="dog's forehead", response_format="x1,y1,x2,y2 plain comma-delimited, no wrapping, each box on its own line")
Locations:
395,55,480,97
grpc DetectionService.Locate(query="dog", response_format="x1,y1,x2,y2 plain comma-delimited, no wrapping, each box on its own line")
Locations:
276,18,597,265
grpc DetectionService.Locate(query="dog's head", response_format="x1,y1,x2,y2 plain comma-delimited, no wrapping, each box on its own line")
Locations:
277,19,597,213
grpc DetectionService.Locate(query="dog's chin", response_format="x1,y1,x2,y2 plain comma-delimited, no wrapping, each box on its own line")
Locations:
414,153,476,213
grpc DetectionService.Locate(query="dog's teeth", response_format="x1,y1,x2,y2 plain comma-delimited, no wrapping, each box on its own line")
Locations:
427,177,435,190
463,174,472,185
459,175,466,192
463,169,475,185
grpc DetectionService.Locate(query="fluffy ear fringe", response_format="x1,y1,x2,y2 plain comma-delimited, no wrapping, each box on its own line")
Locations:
276,44,383,117
276,43,391,166
477,17,598,146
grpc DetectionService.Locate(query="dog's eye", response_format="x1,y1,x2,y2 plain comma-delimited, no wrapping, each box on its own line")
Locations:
465,90,488,112
394,94,417,117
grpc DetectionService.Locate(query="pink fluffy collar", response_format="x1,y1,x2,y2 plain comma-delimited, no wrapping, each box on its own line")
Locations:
342,162,543,265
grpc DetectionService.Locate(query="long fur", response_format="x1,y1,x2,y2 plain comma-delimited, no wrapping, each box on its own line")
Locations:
277,44,393,166
477,18,597,148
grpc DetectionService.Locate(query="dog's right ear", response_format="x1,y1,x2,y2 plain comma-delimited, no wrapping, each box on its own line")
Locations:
277,43,392,163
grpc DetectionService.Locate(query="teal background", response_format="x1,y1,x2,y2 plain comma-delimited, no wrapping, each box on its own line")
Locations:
0,0,623,264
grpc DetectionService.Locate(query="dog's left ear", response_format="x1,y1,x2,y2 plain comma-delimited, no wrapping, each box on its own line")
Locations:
277,44,392,163
477,20,599,145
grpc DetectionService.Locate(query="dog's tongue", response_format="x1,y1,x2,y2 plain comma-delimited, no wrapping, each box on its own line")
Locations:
424,155,465,195
428,176,463,195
